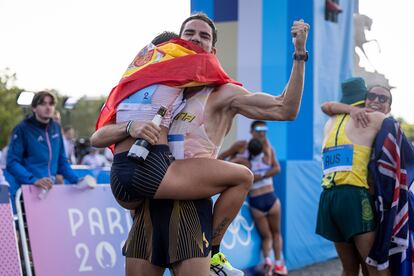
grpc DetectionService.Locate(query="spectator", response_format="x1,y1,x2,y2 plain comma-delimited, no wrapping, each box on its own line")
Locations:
0,168,9,187
63,126,77,164
53,110,61,124
0,146,8,169
81,147,110,168
6,91,84,201
103,147,113,164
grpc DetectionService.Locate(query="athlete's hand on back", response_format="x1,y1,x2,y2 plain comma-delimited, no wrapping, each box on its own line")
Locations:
350,106,372,128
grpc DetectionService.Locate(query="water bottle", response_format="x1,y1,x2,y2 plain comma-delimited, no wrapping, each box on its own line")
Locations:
128,106,167,162
38,176,55,200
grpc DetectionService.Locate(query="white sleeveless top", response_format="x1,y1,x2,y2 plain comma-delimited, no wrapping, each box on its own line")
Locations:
116,84,183,128
250,152,273,190
168,87,220,159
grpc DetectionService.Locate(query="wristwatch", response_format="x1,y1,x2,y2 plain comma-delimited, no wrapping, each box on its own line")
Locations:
293,51,309,62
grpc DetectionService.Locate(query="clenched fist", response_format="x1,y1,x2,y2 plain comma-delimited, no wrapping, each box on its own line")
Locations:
291,19,310,53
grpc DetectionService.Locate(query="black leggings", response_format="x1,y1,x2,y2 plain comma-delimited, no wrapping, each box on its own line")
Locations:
110,145,174,203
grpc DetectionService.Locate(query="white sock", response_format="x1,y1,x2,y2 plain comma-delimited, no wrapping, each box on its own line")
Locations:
275,259,283,266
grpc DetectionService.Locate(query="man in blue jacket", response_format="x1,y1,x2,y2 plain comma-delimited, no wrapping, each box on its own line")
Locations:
7,91,80,201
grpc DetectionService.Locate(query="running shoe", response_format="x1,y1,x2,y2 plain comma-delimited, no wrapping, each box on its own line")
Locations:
210,252,244,276
263,258,273,276
273,263,288,275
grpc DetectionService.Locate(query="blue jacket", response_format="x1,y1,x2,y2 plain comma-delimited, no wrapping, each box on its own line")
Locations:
6,115,79,197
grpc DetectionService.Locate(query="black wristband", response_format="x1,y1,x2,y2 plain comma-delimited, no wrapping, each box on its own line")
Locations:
293,51,309,62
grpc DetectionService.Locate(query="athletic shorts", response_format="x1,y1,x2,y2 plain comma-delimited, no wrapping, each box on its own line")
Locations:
123,197,213,268
316,184,375,242
110,145,174,202
248,192,278,213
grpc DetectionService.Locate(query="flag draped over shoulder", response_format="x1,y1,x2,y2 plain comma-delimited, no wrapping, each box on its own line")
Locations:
96,38,241,130
366,117,414,275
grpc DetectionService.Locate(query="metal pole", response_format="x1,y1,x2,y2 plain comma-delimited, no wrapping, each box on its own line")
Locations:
15,188,32,276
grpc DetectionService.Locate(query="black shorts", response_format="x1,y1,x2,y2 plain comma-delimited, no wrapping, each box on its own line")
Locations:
123,198,213,268
110,145,174,202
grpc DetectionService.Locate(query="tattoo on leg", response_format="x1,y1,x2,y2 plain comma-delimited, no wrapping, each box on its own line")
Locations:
212,217,230,240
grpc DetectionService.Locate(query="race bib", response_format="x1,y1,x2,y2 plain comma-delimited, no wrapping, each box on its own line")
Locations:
168,134,185,160
116,85,156,122
322,145,354,174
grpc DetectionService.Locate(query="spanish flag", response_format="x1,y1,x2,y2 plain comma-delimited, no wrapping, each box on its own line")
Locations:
96,38,241,130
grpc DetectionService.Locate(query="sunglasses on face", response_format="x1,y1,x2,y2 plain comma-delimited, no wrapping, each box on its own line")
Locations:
254,126,268,133
366,92,390,104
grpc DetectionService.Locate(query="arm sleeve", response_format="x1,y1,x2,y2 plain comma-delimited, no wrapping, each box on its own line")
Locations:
6,126,38,185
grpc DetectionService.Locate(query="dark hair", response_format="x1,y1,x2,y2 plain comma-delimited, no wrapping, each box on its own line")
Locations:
248,138,263,160
31,91,56,108
179,12,217,47
250,120,266,132
368,85,393,106
151,31,179,46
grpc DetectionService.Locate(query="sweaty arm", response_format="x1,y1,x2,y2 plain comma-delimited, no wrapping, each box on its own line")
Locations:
321,102,354,116
218,140,246,160
90,120,161,148
90,121,130,148
226,59,305,121
224,20,309,121
321,102,371,128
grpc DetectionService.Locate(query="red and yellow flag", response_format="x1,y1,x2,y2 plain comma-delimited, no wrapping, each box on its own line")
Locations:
96,38,241,130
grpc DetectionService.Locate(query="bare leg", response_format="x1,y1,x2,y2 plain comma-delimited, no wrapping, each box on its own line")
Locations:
125,258,164,276
353,232,390,276
116,199,141,210
155,159,253,246
355,248,369,276
171,255,210,276
334,242,360,276
250,207,272,258
267,199,282,260
155,159,253,200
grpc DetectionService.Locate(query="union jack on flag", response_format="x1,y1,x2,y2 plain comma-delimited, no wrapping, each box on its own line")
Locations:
366,117,414,276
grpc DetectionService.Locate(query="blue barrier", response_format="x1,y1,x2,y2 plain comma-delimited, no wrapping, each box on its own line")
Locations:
277,160,337,269
71,165,110,184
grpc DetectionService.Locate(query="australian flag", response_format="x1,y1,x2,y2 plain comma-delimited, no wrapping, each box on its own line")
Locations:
366,117,414,275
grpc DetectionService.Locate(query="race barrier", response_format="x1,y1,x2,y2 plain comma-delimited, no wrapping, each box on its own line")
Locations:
17,185,132,276
0,185,22,276
13,183,264,275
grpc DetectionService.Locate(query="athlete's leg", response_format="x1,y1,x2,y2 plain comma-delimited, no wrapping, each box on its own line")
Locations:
267,199,282,260
171,256,210,276
353,232,389,276
155,159,253,245
250,207,272,258
155,159,252,200
334,242,360,276
116,199,141,210
126,258,164,276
